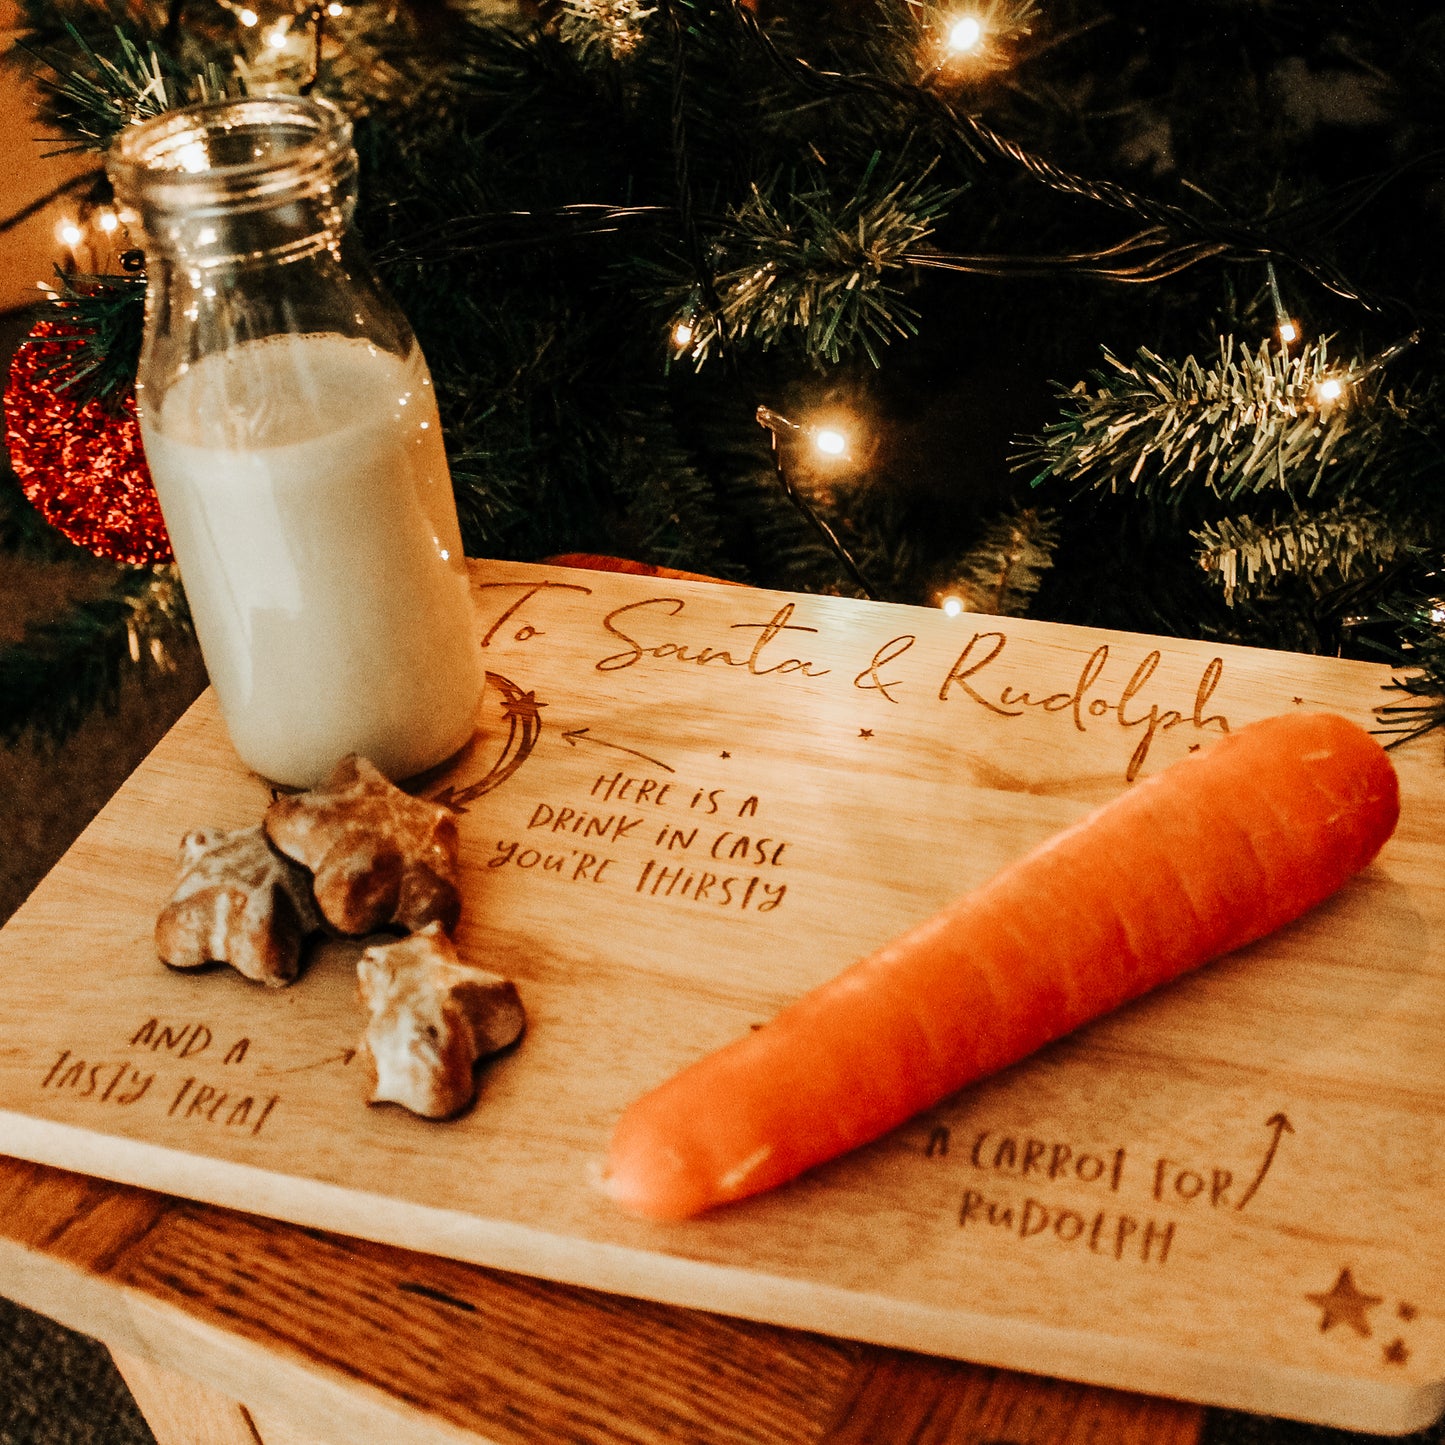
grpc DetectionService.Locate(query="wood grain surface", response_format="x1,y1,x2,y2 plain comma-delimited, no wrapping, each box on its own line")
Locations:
0,559,1441,1433
1,1152,1204,1445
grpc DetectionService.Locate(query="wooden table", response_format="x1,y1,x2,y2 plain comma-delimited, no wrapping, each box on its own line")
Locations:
0,1150,1205,1445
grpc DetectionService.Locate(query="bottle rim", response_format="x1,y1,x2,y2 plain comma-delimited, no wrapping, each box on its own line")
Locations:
107,94,355,223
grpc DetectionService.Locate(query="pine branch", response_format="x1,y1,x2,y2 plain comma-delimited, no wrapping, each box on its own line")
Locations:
0,565,191,746
942,505,1059,616
559,0,658,62
733,2,1406,319
1373,596,1445,749
1017,336,1410,504
21,3,450,146
678,154,959,367
26,23,239,152
35,272,147,406
1194,501,1413,605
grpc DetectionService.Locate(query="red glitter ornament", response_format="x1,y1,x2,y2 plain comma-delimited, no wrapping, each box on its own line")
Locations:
3,319,173,566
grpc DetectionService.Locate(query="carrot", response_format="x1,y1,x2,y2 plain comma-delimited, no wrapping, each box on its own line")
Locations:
604,711,1399,1221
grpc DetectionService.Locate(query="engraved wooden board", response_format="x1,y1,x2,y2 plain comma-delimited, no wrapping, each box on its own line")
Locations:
1,558,1442,1435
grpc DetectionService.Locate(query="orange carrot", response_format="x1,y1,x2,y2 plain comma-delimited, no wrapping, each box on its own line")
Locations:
605,711,1399,1221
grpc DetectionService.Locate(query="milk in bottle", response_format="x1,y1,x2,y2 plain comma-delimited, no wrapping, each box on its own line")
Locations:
140,333,483,786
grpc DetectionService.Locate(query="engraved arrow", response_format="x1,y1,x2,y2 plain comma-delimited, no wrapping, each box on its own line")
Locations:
259,1048,357,1077
1235,1111,1294,1211
560,728,675,773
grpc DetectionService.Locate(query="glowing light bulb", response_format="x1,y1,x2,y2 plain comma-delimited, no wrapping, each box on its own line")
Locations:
813,428,847,458
58,221,83,247
97,210,119,234
239,6,258,22
264,20,289,48
672,320,694,347
1316,377,1344,403
326,1,343,11
947,16,984,53
1277,320,1297,344
942,596,964,617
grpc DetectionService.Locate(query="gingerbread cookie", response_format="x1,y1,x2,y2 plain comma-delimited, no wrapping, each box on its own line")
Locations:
265,755,462,936
156,826,323,987
356,923,525,1119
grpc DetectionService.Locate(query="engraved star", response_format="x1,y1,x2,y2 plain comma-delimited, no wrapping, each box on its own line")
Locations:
858,728,874,739
1307,1268,1383,1338
1292,696,1304,705
1384,1338,1410,1366
1188,744,1201,753
720,751,731,759
501,690,546,722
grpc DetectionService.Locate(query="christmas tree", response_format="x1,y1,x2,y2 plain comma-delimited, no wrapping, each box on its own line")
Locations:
4,0,1445,745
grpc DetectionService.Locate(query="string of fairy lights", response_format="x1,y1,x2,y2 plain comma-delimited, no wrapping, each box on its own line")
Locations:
36,0,1372,614
656,7,1369,612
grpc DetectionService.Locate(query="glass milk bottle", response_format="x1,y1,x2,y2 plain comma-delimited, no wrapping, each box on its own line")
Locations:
107,96,484,788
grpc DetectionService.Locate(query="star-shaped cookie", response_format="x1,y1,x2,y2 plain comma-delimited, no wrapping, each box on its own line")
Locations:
357,923,526,1119
265,755,462,936
155,826,323,987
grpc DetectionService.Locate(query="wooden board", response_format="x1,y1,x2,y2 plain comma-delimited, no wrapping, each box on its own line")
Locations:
1,558,1443,1435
